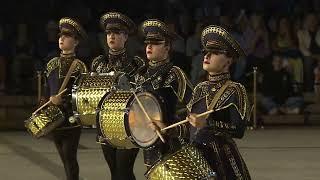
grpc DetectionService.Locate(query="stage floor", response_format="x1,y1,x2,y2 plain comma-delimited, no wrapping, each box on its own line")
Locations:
0,127,319,180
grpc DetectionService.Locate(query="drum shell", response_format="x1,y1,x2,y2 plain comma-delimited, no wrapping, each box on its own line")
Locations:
72,73,130,126
25,105,65,138
97,90,163,149
145,145,216,180
97,91,137,149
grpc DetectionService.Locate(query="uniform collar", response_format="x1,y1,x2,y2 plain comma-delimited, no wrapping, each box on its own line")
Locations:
60,52,76,58
208,72,230,82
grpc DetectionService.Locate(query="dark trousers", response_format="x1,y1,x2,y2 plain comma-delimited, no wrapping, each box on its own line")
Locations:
53,127,81,180
101,144,139,180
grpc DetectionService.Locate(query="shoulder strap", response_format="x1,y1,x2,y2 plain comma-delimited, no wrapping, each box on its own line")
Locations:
58,60,78,93
204,80,232,119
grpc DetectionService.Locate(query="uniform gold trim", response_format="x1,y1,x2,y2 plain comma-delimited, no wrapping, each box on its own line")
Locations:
46,57,59,77
141,19,178,40
201,25,245,57
164,66,187,102
187,81,249,121
100,12,135,34
59,17,86,39
46,57,88,78
133,56,146,73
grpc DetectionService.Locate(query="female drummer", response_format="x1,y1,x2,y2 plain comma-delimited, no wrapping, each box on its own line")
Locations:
44,18,87,180
135,19,193,168
186,25,251,180
90,12,145,180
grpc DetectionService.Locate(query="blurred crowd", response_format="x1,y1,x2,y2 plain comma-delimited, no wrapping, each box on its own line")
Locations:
1,0,320,115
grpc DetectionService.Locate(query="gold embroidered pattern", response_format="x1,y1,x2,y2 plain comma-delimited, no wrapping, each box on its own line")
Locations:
201,25,245,57
142,19,169,34
214,121,236,130
224,144,243,179
187,80,249,122
46,57,59,77
214,83,249,121
211,141,227,180
74,59,88,74
134,56,146,73
91,55,107,73
164,66,187,102
100,12,135,33
149,58,170,67
59,17,86,38
186,81,210,111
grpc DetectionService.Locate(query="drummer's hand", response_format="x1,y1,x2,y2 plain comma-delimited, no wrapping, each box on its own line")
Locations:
148,121,166,133
50,95,63,105
187,113,207,128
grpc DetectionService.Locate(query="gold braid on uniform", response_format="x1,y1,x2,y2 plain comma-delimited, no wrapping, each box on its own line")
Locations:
133,56,147,74
46,57,60,77
73,59,88,74
91,55,108,73
213,82,249,121
186,81,210,111
164,66,188,102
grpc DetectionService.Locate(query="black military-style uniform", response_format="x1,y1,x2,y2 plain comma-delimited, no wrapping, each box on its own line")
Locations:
136,19,193,167
91,48,145,78
187,25,251,180
44,17,88,180
91,12,145,180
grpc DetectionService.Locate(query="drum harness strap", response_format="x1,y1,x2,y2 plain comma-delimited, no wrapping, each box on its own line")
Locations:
58,60,80,93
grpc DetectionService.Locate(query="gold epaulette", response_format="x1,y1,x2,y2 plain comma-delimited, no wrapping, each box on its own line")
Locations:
134,56,146,67
214,82,249,121
186,81,209,111
91,55,104,72
164,66,191,102
46,57,60,77
74,59,88,74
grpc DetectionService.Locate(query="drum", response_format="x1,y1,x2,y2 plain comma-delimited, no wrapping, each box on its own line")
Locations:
145,145,216,180
25,105,65,138
97,90,163,149
72,72,130,126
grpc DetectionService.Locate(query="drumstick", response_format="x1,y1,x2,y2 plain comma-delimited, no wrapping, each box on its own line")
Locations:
161,109,215,131
32,88,68,115
132,91,166,143
37,71,42,103
58,60,78,93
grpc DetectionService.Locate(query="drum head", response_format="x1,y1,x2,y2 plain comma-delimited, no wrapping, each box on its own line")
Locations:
128,92,162,148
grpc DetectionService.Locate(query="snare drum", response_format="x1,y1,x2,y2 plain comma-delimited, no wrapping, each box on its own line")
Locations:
72,72,130,126
145,145,216,180
25,105,65,138
97,90,163,149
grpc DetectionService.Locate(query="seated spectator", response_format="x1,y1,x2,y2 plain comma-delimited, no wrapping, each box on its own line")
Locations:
272,16,304,86
186,21,205,84
245,13,271,73
297,12,320,91
260,54,304,115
